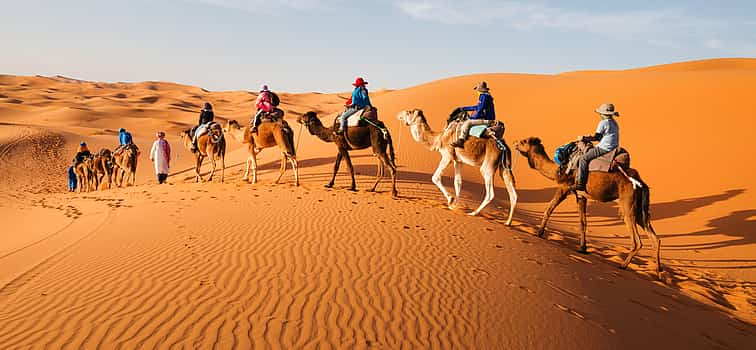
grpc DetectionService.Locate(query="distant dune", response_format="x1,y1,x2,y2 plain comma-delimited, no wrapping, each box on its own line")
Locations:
0,59,754,348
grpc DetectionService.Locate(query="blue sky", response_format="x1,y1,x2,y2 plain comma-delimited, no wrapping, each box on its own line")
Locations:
2,0,754,92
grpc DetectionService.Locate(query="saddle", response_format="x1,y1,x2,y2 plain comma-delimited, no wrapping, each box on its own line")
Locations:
333,107,376,128
194,121,219,139
447,108,505,140
564,141,631,174
255,109,285,124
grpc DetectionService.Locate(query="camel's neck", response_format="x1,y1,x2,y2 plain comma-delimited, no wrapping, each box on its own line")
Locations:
227,126,246,143
527,148,560,181
306,119,335,143
409,119,441,151
181,135,193,150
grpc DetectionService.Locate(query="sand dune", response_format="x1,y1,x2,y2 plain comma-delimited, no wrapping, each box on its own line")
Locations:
0,59,754,349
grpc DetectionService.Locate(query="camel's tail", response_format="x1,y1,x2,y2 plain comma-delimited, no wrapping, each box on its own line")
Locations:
386,129,396,165
633,178,652,230
497,142,515,186
284,124,297,157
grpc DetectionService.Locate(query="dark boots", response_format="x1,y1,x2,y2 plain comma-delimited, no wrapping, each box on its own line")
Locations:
451,138,466,148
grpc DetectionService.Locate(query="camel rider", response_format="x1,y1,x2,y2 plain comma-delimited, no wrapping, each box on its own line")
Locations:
74,142,92,164
451,81,496,148
114,128,134,154
573,103,620,192
192,102,215,152
336,77,372,135
251,85,276,133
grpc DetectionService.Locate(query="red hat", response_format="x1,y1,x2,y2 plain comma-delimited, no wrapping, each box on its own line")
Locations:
352,77,367,87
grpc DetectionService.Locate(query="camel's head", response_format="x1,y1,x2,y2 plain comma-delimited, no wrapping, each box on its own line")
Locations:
226,119,241,132
297,111,318,126
397,109,424,126
514,137,544,155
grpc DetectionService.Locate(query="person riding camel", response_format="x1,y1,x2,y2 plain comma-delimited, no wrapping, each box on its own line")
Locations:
114,128,134,155
451,81,496,148
191,102,215,152
335,77,372,135
573,103,620,192
74,142,92,164
251,85,281,133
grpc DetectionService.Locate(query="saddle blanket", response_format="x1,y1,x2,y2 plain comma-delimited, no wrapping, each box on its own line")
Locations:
566,146,631,173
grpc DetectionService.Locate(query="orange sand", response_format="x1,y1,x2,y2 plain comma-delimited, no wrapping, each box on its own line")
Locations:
0,59,754,348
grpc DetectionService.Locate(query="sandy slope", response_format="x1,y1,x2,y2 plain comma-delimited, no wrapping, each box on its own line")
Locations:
0,59,754,348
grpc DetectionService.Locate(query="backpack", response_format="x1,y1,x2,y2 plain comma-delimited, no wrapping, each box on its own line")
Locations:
553,141,577,166
270,92,280,106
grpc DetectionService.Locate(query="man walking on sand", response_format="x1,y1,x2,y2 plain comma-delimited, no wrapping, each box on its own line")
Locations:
149,131,171,184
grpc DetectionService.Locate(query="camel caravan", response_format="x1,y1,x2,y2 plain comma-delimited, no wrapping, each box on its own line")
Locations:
65,78,664,277
70,131,140,193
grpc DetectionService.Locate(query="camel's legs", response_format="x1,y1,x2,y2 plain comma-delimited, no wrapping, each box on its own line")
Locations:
452,160,462,208
470,164,495,216
206,152,217,182
386,154,398,198
620,210,643,269
326,152,343,188
195,155,204,183
220,153,225,183
275,154,287,184
369,157,384,192
576,195,588,252
289,156,299,186
501,168,517,226
243,153,252,181
643,223,662,273
432,153,454,207
250,151,259,184
342,151,357,191
537,187,571,237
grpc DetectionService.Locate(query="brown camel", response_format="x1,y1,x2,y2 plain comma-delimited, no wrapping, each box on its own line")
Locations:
75,156,96,193
92,148,115,190
296,110,398,197
224,119,299,185
514,137,661,274
179,123,226,183
396,109,517,225
113,144,139,187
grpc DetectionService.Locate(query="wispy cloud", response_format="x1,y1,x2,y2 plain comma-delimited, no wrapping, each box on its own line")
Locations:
394,1,711,40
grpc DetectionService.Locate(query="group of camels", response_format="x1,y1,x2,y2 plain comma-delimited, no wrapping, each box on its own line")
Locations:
79,106,662,276
74,145,139,192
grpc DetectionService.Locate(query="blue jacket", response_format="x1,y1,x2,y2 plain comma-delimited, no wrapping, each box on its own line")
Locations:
351,86,371,108
119,130,133,145
462,93,495,120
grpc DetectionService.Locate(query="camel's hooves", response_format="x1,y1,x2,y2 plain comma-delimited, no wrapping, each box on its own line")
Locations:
577,246,589,254
324,184,334,188
348,187,358,192
467,211,479,216
619,263,629,270
536,229,546,238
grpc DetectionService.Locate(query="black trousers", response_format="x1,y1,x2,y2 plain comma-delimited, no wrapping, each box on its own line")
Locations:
576,147,608,185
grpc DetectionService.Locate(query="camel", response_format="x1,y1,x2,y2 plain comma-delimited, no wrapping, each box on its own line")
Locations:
514,137,661,274
224,119,299,185
396,109,517,224
92,148,115,190
179,123,226,183
74,156,96,193
297,110,398,197
113,144,139,187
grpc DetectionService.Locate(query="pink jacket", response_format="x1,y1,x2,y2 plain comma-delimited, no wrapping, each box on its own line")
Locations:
256,91,274,113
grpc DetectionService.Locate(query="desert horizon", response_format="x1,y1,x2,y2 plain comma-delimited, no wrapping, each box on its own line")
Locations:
1,57,755,348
